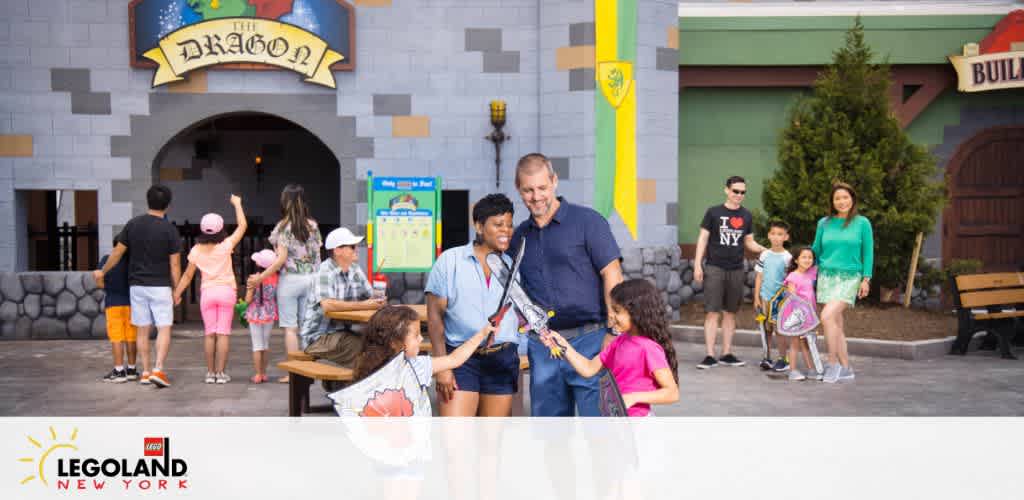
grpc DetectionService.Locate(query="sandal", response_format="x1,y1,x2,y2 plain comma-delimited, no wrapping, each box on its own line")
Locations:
260,374,269,383
250,375,263,384
277,375,289,384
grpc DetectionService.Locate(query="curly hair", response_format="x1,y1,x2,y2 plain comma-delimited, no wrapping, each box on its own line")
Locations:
609,279,678,384
354,305,421,382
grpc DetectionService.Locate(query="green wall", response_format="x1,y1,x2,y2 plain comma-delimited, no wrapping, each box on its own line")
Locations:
677,88,806,243
906,88,1024,145
676,13,1024,244
679,15,1003,66
678,86,1024,244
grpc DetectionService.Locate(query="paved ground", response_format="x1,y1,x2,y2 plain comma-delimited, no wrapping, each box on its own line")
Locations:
1,322,1022,416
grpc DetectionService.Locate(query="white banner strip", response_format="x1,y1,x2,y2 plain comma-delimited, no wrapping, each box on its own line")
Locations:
2,417,1020,500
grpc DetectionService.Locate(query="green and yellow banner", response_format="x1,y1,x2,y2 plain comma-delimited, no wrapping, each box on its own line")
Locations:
595,0,637,240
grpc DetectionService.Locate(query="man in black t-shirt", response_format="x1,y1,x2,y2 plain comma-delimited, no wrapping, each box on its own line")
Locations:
693,176,766,369
95,185,182,388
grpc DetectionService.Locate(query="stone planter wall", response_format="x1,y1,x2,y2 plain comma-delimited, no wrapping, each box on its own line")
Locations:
0,272,106,340
1,256,941,341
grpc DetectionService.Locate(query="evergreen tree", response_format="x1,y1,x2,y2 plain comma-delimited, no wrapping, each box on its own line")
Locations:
763,18,945,291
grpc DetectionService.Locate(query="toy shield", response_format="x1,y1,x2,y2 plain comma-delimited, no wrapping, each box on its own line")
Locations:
598,369,628,417
774,293,820,337
328,354,432,417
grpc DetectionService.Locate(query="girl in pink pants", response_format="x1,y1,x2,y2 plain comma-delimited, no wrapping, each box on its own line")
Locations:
174,195,247,384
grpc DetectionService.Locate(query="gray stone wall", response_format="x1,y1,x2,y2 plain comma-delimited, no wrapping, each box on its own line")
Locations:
0,0,681,273
0,272,106,340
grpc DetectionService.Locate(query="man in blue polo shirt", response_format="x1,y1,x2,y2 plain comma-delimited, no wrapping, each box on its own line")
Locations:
510,153,624,417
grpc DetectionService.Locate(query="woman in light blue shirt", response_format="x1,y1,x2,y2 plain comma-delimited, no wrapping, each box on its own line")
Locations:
425,194,522,417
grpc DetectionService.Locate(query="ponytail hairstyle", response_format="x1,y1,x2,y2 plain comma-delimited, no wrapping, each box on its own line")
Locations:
354,305,421,382
279,184,312,243
609,279,678,384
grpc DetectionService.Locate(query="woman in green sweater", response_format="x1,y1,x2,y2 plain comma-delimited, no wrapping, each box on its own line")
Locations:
811,183,873,384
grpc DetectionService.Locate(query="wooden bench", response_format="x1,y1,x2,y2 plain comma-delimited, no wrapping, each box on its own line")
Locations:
950,272,1024,359
277,360,353,416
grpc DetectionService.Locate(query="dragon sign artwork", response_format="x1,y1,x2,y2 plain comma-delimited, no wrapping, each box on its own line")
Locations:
129,0,355,88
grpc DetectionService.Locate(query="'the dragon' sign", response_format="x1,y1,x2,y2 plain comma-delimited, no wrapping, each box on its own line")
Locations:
129,0,354,88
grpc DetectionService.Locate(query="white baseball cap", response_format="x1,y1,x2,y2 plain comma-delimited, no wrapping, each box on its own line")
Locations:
325,227,364,250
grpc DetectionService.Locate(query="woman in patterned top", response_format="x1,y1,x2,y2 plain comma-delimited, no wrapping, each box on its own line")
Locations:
247,184,323,383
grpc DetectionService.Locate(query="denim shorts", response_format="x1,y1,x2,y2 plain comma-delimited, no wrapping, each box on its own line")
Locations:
129,286,174,327
276,272,313,329
445,342,520,395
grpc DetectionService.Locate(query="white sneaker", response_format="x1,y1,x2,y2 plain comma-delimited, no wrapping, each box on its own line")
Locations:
822,364,842,384
204,372,216,384
215,372,231,384
839,365,856,381
788,370,807,381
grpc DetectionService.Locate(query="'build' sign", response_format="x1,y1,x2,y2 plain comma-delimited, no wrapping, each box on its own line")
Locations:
950,10,1024,93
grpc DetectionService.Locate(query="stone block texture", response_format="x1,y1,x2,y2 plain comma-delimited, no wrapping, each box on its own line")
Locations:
0,272,105,340
0,0,676,281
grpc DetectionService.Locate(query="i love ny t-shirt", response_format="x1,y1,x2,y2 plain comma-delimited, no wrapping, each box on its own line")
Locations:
700,204,752,270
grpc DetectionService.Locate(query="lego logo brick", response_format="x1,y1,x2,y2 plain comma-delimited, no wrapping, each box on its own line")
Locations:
144,437,164,456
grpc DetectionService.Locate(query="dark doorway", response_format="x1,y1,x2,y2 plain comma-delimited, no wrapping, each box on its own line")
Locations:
23,189,99,271
441,190,469,251
152,112,341,229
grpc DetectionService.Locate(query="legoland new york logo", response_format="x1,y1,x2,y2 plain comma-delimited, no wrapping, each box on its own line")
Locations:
17,426,190,492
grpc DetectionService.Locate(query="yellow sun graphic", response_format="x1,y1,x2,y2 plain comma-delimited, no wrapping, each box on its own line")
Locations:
18,426,79,486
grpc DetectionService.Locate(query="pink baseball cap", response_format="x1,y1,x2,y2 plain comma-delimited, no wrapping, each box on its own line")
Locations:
251,249,277,269
199,213,224,234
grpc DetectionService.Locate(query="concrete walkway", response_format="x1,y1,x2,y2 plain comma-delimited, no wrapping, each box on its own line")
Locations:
1,322,1021,416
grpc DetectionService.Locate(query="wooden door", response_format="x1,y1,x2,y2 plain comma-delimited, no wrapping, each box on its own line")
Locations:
944,127,1024,272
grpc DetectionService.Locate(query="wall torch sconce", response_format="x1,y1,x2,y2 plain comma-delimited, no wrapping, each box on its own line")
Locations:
485,100,510,189
254,154,264,192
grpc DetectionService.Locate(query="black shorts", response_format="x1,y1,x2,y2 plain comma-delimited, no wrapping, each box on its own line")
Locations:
703,264,745,313
445,342,520,395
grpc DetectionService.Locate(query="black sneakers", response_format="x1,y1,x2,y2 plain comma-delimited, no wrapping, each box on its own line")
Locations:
718,353,746,367
771,358,790,372
696,356,718,369
125,367,139,381
759,358,774,371
102,368,127,383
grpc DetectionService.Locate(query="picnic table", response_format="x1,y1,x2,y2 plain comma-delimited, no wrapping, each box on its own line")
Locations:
326,304,427,322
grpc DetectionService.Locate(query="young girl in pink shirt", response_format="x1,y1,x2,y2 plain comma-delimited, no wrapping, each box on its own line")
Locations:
545,279,679,417
783,247,820,381
244,249,279,384
173,195,247,384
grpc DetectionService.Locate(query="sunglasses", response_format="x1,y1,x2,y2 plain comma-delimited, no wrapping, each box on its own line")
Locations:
731,189,746,195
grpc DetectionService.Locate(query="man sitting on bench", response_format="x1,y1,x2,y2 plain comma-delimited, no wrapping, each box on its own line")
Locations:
298,227,385,385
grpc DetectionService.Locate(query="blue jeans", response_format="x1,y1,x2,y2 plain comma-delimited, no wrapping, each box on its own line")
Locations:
528,324,607,417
